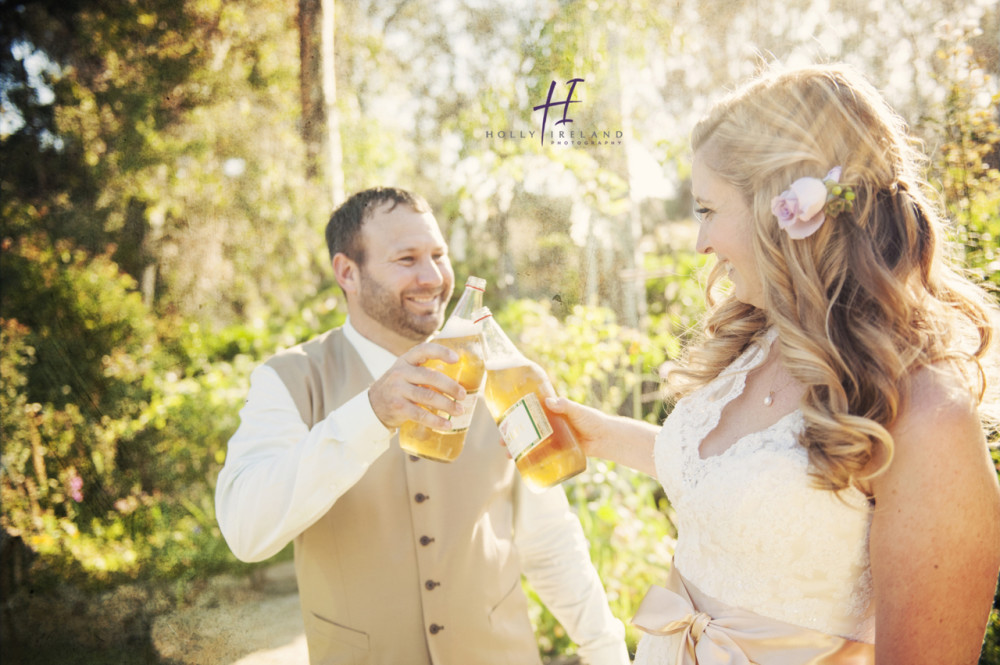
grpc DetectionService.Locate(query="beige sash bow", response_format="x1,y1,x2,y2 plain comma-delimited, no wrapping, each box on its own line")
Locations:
632,565,875,664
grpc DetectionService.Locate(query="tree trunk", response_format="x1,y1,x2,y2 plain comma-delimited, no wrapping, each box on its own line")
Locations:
610,28,646,332
322,0,345,206
299,0,345,207
299,0,323,183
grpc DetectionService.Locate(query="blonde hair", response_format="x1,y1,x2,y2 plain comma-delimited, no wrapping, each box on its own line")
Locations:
674,63,996,492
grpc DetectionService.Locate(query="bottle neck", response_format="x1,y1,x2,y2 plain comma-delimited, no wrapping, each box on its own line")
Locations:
451,284,484,320
480,312,523,361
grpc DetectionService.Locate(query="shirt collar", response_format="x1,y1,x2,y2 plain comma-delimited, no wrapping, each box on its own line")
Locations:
342,317,399,379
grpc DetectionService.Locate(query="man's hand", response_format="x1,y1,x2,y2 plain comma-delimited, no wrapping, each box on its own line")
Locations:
368,342,466,430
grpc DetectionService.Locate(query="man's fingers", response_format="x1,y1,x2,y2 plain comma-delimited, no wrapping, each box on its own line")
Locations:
412,406,456,432
368,351,468,429
403,342,459,367
409,383,465,418
397,400,455,431
369,382,456,430
410,365,466,402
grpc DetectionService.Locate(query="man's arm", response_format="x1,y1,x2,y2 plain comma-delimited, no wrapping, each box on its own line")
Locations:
215,364,394,562
514,481,631,665
215,341,469,562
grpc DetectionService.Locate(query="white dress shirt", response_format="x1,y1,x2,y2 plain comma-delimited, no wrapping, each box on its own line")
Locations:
216,318,629,664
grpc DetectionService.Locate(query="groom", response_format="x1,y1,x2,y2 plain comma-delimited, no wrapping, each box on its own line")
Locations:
215,187,629,664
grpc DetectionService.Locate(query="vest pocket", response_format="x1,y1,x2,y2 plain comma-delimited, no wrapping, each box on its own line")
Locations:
488,577,534,633
305,612,370,661
487,578,543,664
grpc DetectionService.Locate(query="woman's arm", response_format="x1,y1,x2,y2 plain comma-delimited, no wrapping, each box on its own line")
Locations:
869,366,1000,664
545,397,661,476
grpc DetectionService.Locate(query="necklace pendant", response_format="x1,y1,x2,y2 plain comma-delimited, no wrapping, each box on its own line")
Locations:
763,392,774,407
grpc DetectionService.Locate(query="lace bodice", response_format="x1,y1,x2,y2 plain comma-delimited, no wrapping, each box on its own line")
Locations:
636,331,874,663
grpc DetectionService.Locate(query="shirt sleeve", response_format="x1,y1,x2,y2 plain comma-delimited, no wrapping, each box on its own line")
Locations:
513,481,631,665
215,364,394,562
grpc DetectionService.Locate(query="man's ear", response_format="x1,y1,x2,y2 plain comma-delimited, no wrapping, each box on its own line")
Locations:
332,253,360,296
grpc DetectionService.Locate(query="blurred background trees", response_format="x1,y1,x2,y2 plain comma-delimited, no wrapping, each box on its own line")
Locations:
1,0,998,661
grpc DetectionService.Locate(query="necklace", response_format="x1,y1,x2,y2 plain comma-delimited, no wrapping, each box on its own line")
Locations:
762,363,796,407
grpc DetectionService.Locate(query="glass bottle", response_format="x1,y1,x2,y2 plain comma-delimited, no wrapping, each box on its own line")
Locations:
478,308,587,489
398,276,487,462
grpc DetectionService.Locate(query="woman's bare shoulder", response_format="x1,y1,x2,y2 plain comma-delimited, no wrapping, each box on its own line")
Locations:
892,363,983,449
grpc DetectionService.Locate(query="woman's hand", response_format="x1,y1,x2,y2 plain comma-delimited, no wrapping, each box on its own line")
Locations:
545,396,661,477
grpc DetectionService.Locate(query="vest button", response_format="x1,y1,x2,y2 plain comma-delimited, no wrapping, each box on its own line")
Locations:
425,579,440,590
429,623,444,635
419,535,435,546
414,493,428,503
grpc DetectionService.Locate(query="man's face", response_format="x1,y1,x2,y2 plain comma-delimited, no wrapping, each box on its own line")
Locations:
352,203,455,344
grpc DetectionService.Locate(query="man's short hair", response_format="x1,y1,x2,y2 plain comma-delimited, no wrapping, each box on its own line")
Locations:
325,187,431,265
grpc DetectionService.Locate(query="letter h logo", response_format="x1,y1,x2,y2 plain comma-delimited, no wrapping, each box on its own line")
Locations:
533,78,584,145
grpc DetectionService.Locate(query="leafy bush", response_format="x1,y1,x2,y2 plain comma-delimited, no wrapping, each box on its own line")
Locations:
0,233,344,589
496,299,685,655
1,234,160,585
931,33,1000,293
927,29,1000,665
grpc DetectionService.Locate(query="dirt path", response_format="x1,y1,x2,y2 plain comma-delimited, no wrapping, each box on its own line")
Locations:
152,561,308,664
150,561,588,665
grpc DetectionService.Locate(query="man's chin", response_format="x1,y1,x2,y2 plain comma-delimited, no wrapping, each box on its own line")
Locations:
402,316,444,340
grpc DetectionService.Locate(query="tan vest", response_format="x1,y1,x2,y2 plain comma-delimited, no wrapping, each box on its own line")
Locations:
266,328,543,665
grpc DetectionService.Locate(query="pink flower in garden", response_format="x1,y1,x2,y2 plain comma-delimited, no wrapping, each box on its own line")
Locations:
771,167,842,239
69,475,84,502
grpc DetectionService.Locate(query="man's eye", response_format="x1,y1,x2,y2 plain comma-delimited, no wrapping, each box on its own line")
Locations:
694,207,711,222
397,256,415,264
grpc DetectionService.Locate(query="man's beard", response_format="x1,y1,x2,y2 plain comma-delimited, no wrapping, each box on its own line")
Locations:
357,270,450,341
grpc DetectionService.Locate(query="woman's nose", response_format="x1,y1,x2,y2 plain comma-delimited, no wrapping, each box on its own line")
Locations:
695,224,712,255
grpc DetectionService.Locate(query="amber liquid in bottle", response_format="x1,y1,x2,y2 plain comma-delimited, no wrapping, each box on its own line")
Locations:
483,358,586,489
398,326,486,462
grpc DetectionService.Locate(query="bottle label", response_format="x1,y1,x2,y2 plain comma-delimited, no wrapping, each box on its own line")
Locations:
432,392,478,434
498,393,553,460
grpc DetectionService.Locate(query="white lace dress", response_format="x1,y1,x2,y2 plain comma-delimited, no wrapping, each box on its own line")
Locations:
634,332,875,664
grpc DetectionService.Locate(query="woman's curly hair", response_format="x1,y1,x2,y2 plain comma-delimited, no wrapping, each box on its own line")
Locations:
671,63,996,493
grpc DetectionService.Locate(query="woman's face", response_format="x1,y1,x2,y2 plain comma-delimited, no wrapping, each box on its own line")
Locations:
691,149,764,309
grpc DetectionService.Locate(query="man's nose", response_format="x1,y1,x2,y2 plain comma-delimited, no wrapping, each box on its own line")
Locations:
415,257,444,285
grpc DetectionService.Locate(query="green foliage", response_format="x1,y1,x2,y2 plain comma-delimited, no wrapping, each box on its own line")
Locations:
0,229,345,589
642,239,710,348
928,30,1000,664
496,300,666,419
498,299,678,654
0,0,213,256
1,0,328,325
2,1,999,662
984,446,1000,665
0,234,162,585
931,27,1000,292
0,234,244,587
0,234,155,412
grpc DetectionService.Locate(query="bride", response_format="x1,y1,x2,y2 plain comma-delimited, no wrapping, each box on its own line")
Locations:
547,63,1000,664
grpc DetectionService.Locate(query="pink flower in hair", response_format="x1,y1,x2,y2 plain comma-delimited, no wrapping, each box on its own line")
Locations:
771,167,846,239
